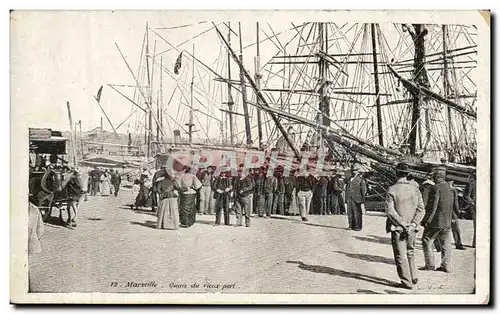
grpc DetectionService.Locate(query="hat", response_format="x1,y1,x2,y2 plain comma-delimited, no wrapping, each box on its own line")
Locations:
432,166,447,174
395,162,409,172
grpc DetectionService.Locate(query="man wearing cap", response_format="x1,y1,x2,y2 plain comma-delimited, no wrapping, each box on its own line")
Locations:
198,166,215,215
212,167,232,225
111,169,121,197
263,170,278,218
385,162,425,290
283,170,296,215
295,167,317,222
233,168,254,227
318,171,330,215
253,167,266,217
274,169,286,215
62,167,85,228
345,164,367,231
464,173,476,248
327,169,340,215
420,166,456,273
89,166,101,196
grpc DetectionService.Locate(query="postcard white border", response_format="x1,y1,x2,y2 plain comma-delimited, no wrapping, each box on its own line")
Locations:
9,9,490,304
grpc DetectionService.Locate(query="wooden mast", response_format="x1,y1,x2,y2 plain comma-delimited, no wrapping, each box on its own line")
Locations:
409,24,428,155
371,23,384,147
100,117,104,153
214,23,301,158
79,120,84,157
239,22,252,146
226,22,235,145
66,101,77,165
443,24,454,161
144,22,151,158
317,22,330,151
188,44,195,145
160,56,164,143
255,22,263,149
150,38,157,155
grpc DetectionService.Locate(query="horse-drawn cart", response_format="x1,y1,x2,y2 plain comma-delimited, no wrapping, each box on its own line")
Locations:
28,128,71,222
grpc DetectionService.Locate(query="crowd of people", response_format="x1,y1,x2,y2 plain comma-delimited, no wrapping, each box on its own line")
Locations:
128,162,370,231
28,157,477,293
88,167,122,197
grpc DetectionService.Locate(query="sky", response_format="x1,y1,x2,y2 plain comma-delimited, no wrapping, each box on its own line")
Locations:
11,10,478,146
11,11,298,135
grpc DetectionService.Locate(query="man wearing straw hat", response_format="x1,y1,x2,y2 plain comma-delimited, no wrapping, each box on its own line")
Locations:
385,162,425,290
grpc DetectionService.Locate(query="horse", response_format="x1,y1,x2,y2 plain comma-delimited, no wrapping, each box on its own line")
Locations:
29,166,69,223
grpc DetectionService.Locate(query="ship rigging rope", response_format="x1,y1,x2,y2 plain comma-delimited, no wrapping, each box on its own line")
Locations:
155,21,209,30
154,23,220,57
378,25,402,144
264,23,321,145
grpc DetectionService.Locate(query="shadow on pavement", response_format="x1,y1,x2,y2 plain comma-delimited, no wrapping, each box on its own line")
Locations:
357,289,382,294
354,235,391,245
269,216,301,222
304,223,350,230
332,250,395,265
384,289,406,294
195,220,216,226
130,220,157,229
286,260,401,289
123,207,158,216
44,215,65,227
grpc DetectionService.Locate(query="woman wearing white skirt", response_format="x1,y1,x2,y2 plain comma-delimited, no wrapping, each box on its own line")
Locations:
288,189,300,215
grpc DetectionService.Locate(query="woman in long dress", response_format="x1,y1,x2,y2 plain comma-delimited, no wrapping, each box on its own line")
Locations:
288,188,300,215
153,165,182,230
177,166,202,228
101,170,111,196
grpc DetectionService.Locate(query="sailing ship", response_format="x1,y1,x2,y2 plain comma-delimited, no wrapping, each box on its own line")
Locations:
89,20,476,197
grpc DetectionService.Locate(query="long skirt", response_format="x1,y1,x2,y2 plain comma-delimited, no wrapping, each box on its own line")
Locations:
179,193,197,227
288,193,300,215
101,181,110,196
157,198,179,230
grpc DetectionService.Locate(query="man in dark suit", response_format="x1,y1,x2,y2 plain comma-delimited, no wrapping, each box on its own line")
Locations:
420,166,457,273
435,180,466,251
464,174,476,248
385,163,425,289
345,164,367,231
327,169,342,215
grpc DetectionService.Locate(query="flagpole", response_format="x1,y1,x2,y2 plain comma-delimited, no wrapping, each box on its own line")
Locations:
94,86,119,138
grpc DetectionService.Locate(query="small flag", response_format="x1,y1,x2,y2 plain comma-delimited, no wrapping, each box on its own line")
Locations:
96,85,103,102
174,52,183,74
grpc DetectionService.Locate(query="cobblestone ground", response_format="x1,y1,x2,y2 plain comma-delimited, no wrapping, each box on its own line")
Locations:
29,189,476,295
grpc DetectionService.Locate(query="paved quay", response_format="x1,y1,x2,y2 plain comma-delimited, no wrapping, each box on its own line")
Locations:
29,189,476,295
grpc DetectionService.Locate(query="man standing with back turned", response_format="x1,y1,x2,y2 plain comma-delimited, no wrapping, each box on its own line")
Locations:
420,166,456,273
385,163,425,290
